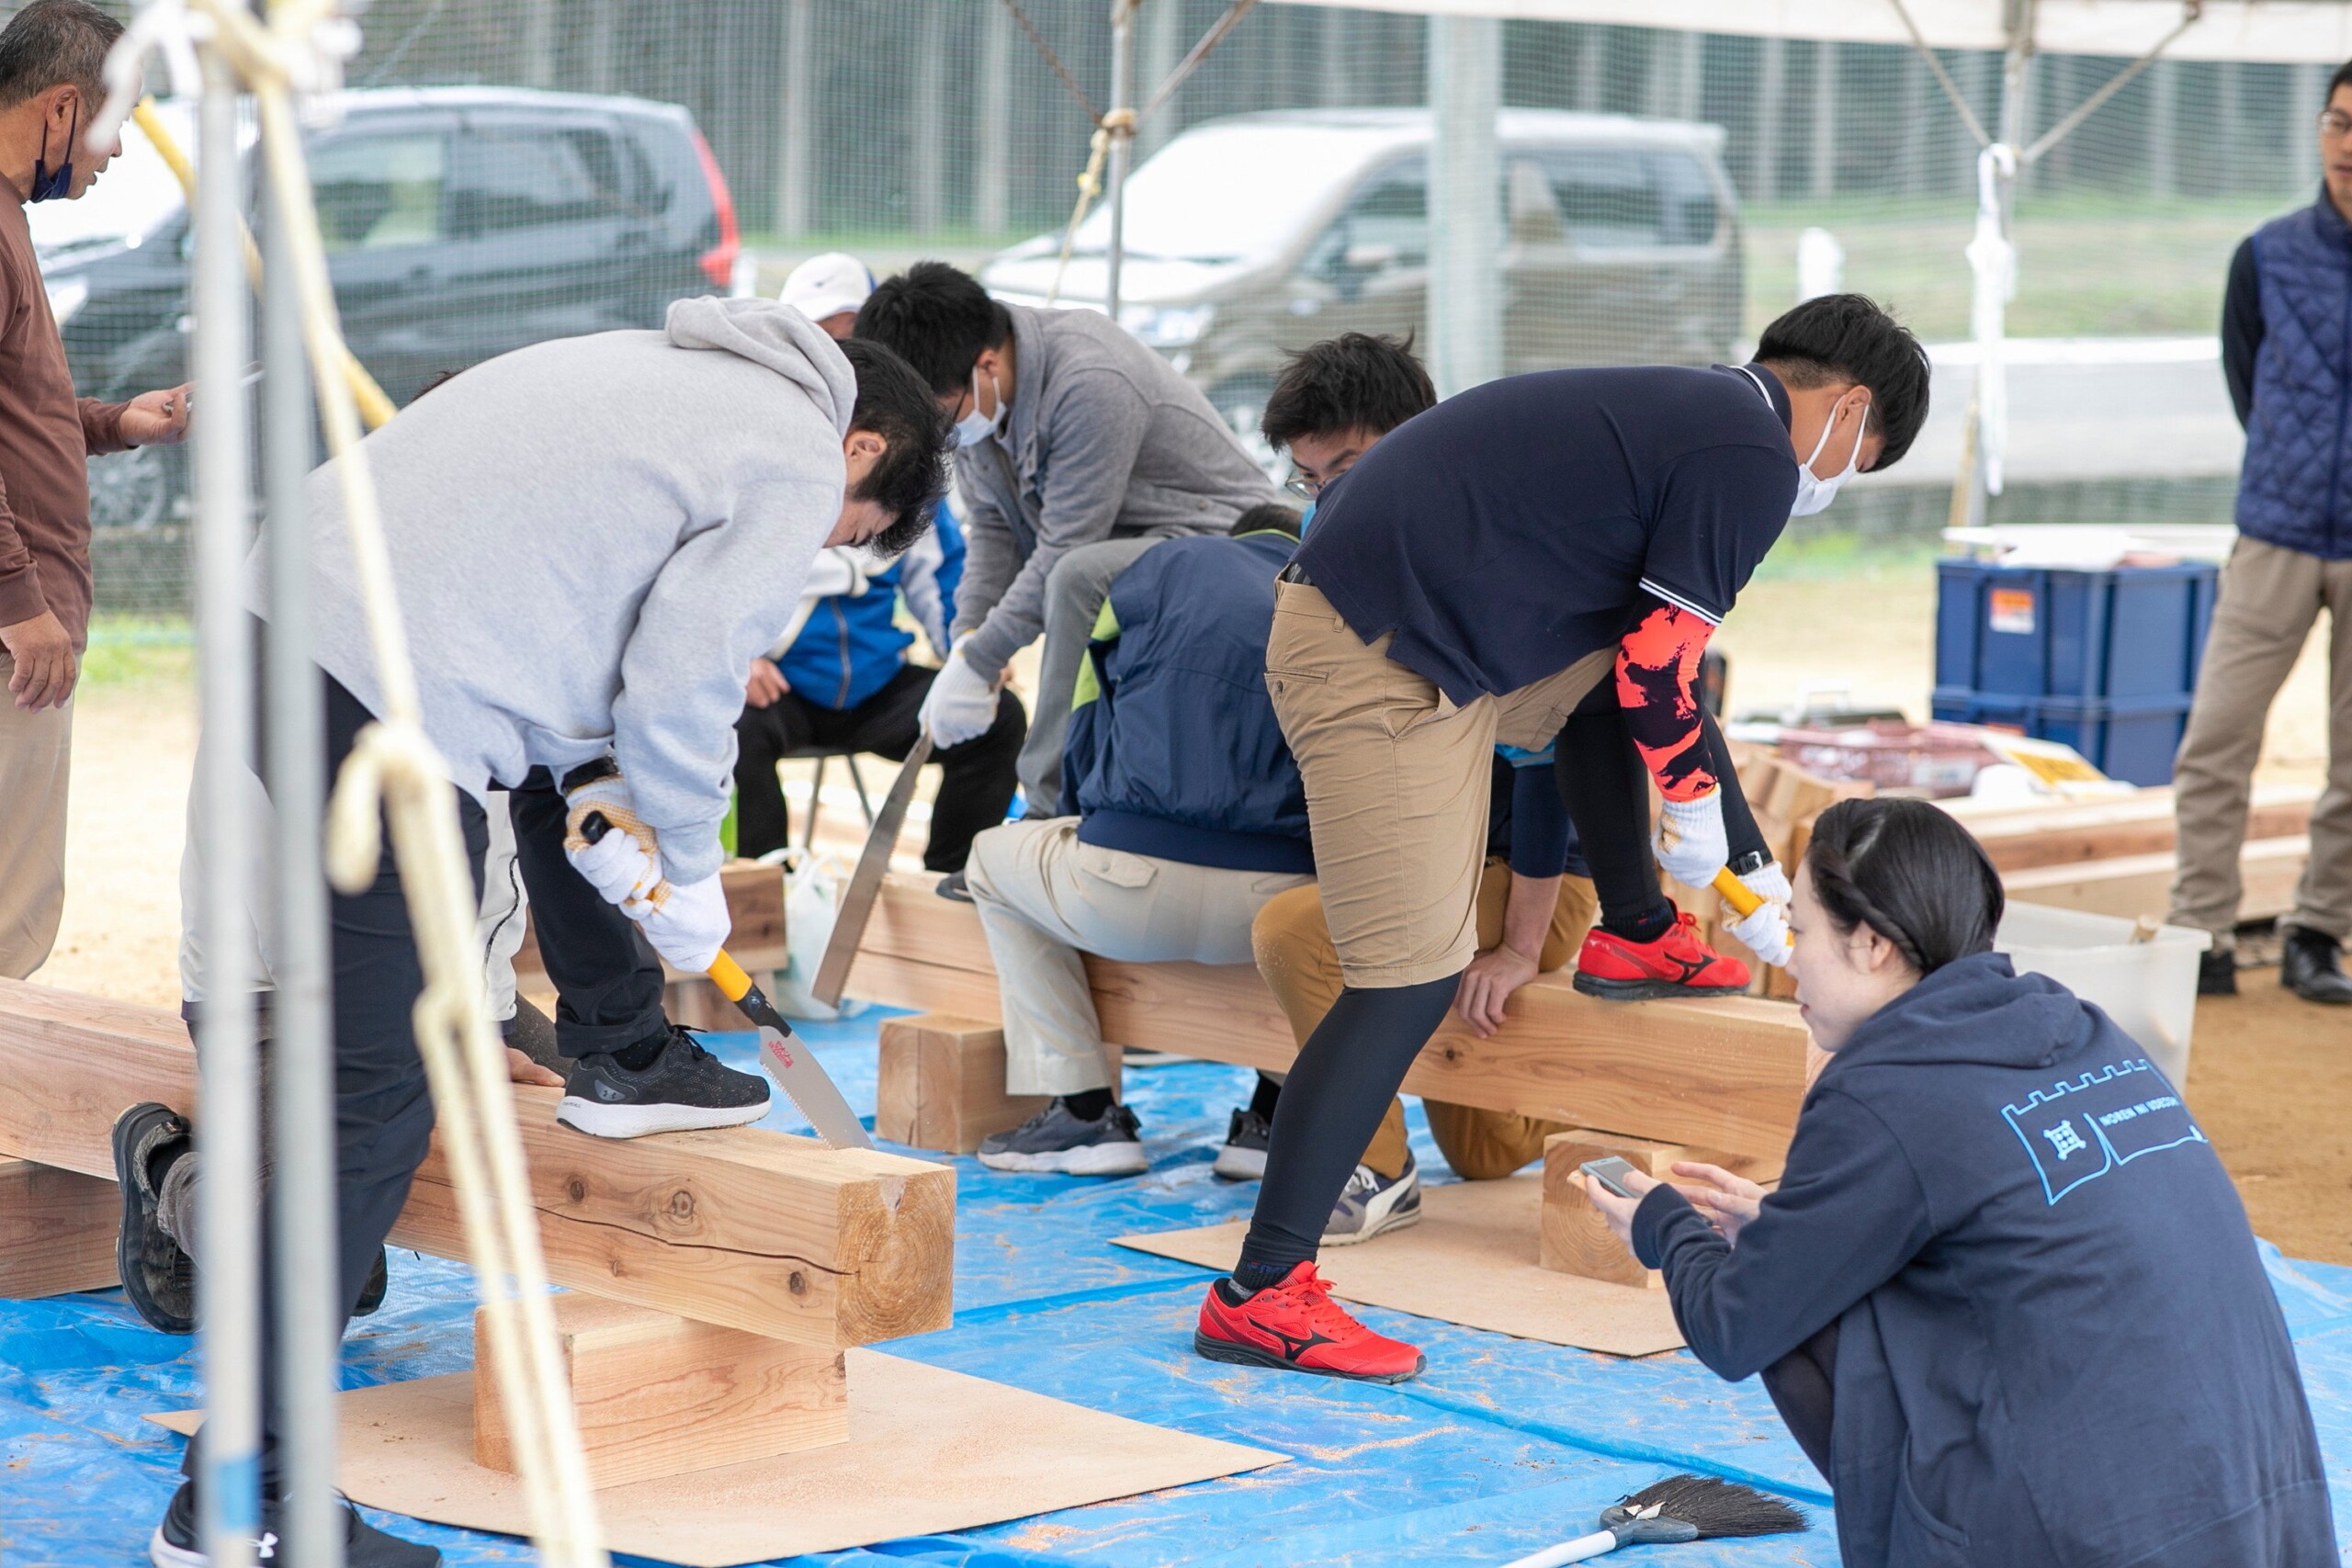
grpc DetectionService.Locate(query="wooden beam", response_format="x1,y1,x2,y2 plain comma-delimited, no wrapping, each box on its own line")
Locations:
876,1015,1046,1155
1952,784,2316,873
2004,836,2307,922
847,876,1812,1157
0,1156,119,1298
514,859,789,987
1537,1131,1783,1290
474,1295,846,1489
0,979,955,1348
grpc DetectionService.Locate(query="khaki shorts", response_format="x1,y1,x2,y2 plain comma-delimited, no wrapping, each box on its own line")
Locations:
1264,581,1611,987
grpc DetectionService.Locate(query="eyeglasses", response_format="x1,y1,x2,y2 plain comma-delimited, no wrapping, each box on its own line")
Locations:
2320,109,2352,139
1282,473,1322,501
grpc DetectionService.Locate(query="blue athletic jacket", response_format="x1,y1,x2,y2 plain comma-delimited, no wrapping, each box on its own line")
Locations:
1634,952,2332,1567
774,503,966,710
1064,530,1313,873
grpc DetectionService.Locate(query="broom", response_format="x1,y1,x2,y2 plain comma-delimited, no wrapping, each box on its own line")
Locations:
1498,1474,1808,1566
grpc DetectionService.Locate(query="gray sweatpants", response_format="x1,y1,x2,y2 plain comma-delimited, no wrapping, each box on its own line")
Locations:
2168,536,2352,944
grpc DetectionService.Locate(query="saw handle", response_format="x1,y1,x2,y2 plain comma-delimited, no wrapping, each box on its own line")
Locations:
579,812,790,1036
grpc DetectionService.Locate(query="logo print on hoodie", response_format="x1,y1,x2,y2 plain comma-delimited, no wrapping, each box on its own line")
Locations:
2001,1057,2207,1205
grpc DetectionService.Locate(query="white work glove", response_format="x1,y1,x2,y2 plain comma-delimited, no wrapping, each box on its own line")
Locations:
629,870,730,974
918,647,998,748
1653,790,1730,888
563,772,662,906
1724,859,1794,968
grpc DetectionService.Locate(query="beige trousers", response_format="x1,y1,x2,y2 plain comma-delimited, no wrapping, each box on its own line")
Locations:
1252,862,1599,1180
964,816,1312,1097
0,649,73,979
2169,536,2352,943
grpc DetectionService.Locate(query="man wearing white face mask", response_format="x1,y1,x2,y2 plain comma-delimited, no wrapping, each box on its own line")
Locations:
1189,294,1930,1386
854,262,1280,833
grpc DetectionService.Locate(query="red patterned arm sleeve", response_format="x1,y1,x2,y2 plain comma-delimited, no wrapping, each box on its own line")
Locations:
1615,604,1717,803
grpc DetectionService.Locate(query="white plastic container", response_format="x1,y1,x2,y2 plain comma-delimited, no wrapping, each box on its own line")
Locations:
1996,902,2211,1089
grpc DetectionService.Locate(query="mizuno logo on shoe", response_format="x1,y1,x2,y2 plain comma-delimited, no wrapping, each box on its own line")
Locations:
1269,1325,1337,1360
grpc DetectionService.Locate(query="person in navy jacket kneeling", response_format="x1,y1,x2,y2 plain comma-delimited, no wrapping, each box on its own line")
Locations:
1584,796,2334,1567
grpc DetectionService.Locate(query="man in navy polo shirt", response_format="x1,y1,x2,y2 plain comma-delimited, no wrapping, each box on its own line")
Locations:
1190,294,1930,1384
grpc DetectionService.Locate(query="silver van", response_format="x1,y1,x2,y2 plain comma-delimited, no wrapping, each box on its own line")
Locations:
980,107,1743,452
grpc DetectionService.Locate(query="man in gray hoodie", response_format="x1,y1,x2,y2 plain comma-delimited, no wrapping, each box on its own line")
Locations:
855,262,1277,826
116,299,948,1568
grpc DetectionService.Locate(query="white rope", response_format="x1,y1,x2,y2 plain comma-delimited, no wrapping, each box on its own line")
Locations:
104,5,606,1562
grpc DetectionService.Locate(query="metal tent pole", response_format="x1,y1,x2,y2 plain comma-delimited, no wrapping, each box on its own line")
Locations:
262,175,341,1568
193,42,263,1568
1105,0,1137,322
1428,11,1501,398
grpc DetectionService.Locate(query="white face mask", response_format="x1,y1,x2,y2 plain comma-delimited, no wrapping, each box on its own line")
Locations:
954,367,1005,448
1791,399,1868,518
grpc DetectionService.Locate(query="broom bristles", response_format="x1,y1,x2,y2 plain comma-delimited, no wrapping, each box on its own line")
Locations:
1611,1473,1807,1539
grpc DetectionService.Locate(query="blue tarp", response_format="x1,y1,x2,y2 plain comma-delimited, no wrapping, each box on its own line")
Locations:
6,1010,2351,1566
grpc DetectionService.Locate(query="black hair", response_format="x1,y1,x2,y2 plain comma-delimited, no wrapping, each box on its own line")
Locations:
1754,294,1932,471
839,336,953,557
1804,797,2003,976
2330,58,2352,104
1261,332,1436,452
851,261,1012,398
1230,502,1303,539
0,0,121,109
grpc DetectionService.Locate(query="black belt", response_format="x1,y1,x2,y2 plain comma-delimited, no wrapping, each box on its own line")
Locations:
1277,561,1315,587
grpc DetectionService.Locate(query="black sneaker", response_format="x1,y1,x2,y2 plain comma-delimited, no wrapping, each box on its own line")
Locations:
1320,1151,1421,1247
113,1103,195,1334
555,1027,772,1139
1213,1108,1272,1181
935,870,973,903
502,994,564,1076
151,1479,440,1568
977,1099,1148,1175
2198,948,2238,997
354,1247,390,1318
2281,927,2352,1005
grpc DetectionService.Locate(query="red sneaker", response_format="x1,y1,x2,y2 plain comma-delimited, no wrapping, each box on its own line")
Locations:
1573,910,1751,1000
1194,1262,1425,1383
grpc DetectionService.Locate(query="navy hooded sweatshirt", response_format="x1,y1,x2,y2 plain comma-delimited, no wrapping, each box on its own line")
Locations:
1632,953,2333,1568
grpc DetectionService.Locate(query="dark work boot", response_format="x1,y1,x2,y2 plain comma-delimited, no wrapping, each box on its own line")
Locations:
112,1103,195,1334
2280,927,2352,1005
2197,948,2238,997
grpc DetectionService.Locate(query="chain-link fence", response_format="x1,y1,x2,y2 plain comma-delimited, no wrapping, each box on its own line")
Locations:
31,0,2331,612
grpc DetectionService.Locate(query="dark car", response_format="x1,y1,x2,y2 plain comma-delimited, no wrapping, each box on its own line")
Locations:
32,85,750,529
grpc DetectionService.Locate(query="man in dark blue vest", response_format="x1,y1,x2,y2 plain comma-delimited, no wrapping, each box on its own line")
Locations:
2171,58,2352,1006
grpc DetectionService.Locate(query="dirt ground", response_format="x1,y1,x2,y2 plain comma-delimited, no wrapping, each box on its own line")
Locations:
36,557,2346,1258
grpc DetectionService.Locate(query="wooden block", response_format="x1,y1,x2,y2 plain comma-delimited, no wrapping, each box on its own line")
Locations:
0,980,955,1348
846,876,1812,1158
0,1156,119,1298
664,974,741,1032
876,1015,1046,1155
474,1296,846,1489
1539,1131,1785,1289
514,859,787,986
2002,836,2307,922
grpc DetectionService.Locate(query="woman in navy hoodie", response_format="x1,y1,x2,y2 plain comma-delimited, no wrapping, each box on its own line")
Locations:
1585,797,2334,1567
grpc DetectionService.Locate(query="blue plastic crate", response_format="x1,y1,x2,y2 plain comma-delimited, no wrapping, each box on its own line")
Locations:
1934,559,2218,702
1930,688,2195,787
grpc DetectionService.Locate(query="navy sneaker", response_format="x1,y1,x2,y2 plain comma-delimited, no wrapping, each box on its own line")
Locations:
556,1027,771,1139
1320,1150,1421,1247
150,1478,439,1568
113,1103,195,1334
1213,1108,1272,1181
977,1099,1148,1175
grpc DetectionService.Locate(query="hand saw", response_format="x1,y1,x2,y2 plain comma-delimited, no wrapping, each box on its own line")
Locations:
810,730,933,1007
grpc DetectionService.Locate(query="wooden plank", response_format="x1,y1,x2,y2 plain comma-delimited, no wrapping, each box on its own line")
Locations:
1537,1132,1785,1291
474,1296,846,1489
514,859,788,986
875,1015,1046,1155
0,1156,119,1298
1957,784,2316,873
847,877,1812,1157
2003,836,2308,922
0,979,955,1347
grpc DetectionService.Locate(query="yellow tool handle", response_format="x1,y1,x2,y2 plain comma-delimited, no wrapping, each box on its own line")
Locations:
707,950,755,1004
1712,867,1764,918
132,97,398,431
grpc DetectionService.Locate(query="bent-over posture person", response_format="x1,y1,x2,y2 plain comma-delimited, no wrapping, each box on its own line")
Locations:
115,301,950,1568
1193,294,1930,1384
1586,798,2336,1567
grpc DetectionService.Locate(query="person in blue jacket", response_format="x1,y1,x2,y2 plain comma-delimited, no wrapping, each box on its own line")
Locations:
1585,796,2334,1567
962,504,1314,1175
733,496,1025,873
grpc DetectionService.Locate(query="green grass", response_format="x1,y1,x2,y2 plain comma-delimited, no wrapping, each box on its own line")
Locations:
79,616,193,689
1747,529,1942,583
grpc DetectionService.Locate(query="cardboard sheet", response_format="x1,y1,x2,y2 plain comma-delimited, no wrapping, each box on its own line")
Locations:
153,1349,1283,1567
1114,1174,1687,1358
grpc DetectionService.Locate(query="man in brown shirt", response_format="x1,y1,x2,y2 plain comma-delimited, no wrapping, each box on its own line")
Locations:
0,0,188,978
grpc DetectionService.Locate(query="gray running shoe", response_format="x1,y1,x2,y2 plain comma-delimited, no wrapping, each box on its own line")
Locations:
557,1027,772,1139
977,1099,1148,1175
1321,1150,1421,1247
1213,1107,1272,1181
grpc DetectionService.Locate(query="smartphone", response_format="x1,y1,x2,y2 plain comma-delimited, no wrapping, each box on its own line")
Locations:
1579,1156,1638,1199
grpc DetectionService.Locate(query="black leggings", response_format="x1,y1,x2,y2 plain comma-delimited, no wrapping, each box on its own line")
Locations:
1554,694,1767,935
1236,976,1460,1276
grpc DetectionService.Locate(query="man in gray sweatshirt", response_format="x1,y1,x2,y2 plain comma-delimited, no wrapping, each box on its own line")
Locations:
116,299,949,1568
856,262,1277,826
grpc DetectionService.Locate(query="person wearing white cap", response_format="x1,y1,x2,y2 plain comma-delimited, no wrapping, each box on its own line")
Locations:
782,251,875,341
